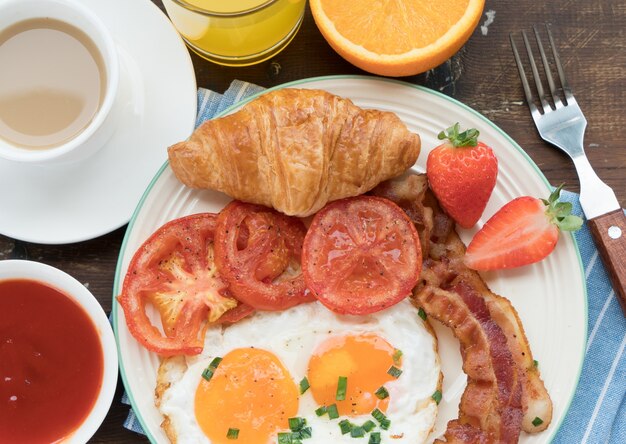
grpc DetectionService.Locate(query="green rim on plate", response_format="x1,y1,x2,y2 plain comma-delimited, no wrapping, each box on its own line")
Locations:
112,75,588,444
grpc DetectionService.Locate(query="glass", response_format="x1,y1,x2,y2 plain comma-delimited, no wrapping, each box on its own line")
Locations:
161,0,306,66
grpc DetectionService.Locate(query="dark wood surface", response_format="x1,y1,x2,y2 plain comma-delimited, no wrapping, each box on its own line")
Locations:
1,0,624,442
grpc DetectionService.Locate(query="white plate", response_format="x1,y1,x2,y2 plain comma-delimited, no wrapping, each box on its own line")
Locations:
112,76,587,443
0,0,196,244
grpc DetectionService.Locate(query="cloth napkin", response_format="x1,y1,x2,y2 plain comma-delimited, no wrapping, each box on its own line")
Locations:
122,80,625,443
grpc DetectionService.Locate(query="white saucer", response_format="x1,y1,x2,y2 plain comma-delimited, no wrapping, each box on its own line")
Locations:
0,0,196,244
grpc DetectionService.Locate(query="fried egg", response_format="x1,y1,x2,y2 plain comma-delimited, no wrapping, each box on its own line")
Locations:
157,299,441,443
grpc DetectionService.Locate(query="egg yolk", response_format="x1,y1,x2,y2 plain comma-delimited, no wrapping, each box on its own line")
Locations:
194,348,299,444
307,334,400,416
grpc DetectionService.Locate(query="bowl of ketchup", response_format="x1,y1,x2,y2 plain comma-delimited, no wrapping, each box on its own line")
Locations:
0,259,117,444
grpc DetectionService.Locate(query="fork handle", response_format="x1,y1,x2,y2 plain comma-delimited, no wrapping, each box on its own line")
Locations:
588,209,626,316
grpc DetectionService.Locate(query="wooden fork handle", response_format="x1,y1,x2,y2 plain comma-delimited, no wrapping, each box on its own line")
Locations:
588,209,626,316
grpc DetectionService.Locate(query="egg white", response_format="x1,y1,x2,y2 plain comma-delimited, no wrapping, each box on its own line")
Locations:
158,299,441,443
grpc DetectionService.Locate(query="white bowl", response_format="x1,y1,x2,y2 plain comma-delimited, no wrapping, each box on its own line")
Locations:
0,259,118,443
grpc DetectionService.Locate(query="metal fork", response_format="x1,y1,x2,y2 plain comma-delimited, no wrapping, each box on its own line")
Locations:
510,24,626,315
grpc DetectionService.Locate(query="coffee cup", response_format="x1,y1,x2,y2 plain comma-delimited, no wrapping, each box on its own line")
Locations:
0,0,119,164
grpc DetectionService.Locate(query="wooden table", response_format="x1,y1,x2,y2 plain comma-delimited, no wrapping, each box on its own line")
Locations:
1,0,624,442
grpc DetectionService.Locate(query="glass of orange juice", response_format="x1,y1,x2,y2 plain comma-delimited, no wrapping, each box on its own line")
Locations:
161,0,306,66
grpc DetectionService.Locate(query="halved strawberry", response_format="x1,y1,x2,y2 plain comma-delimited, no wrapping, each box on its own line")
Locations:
464,185,583,270
427,123,498,228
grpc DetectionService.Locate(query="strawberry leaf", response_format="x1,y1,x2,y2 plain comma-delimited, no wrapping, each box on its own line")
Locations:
558,215,584,231
548,184,565,204
553,202,573,217
438,123,479,147
543,184,583,232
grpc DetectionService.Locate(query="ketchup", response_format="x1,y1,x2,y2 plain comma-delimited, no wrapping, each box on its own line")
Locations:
0,279,104,443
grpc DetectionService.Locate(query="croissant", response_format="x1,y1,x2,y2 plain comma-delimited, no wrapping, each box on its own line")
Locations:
167,88,421,217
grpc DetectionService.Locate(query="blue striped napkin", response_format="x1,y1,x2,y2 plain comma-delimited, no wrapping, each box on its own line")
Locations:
121,81,625,443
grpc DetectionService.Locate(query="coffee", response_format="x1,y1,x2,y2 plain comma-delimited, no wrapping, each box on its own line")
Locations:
0,18,106,150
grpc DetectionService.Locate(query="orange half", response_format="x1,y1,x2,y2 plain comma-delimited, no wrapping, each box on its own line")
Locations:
310,0,485,77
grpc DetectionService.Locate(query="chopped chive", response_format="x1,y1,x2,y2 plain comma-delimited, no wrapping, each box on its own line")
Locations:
289,417,306,431
371,408,385,421
339,419,352,435
315,404,340,419
418,307,427,321
387,365,402,378
362,420,376,432
533,359,539,368
209,357,222,368
201,367,215,381
350,426,365,438
375,386,389,399
432,390,442,405
299,377,310,394
315,405,328,417
532,417,544,427
278,431,308,443
369,432,382,444
392,349,403,365
371,408,391,430
277,433,292,444
295,427,312,439
202,356,223,381
226,428,239,439
336,376,348,401
327,403,339,419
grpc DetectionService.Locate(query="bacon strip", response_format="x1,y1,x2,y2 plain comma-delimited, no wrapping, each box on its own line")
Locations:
371,174,552,442
467,273,553,433
417,281,523,443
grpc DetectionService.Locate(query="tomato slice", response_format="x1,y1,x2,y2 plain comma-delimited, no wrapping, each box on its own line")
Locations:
214,201,313,311
302,196,422,315
118,213,243,356
215,301,255,324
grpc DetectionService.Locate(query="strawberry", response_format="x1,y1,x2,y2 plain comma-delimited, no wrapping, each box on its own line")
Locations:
464,185,583,270
427,123,498,228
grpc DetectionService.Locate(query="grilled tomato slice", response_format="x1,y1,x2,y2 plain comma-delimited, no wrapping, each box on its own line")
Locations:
302,196,422,315
118,213,247,356
214,201,312,311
